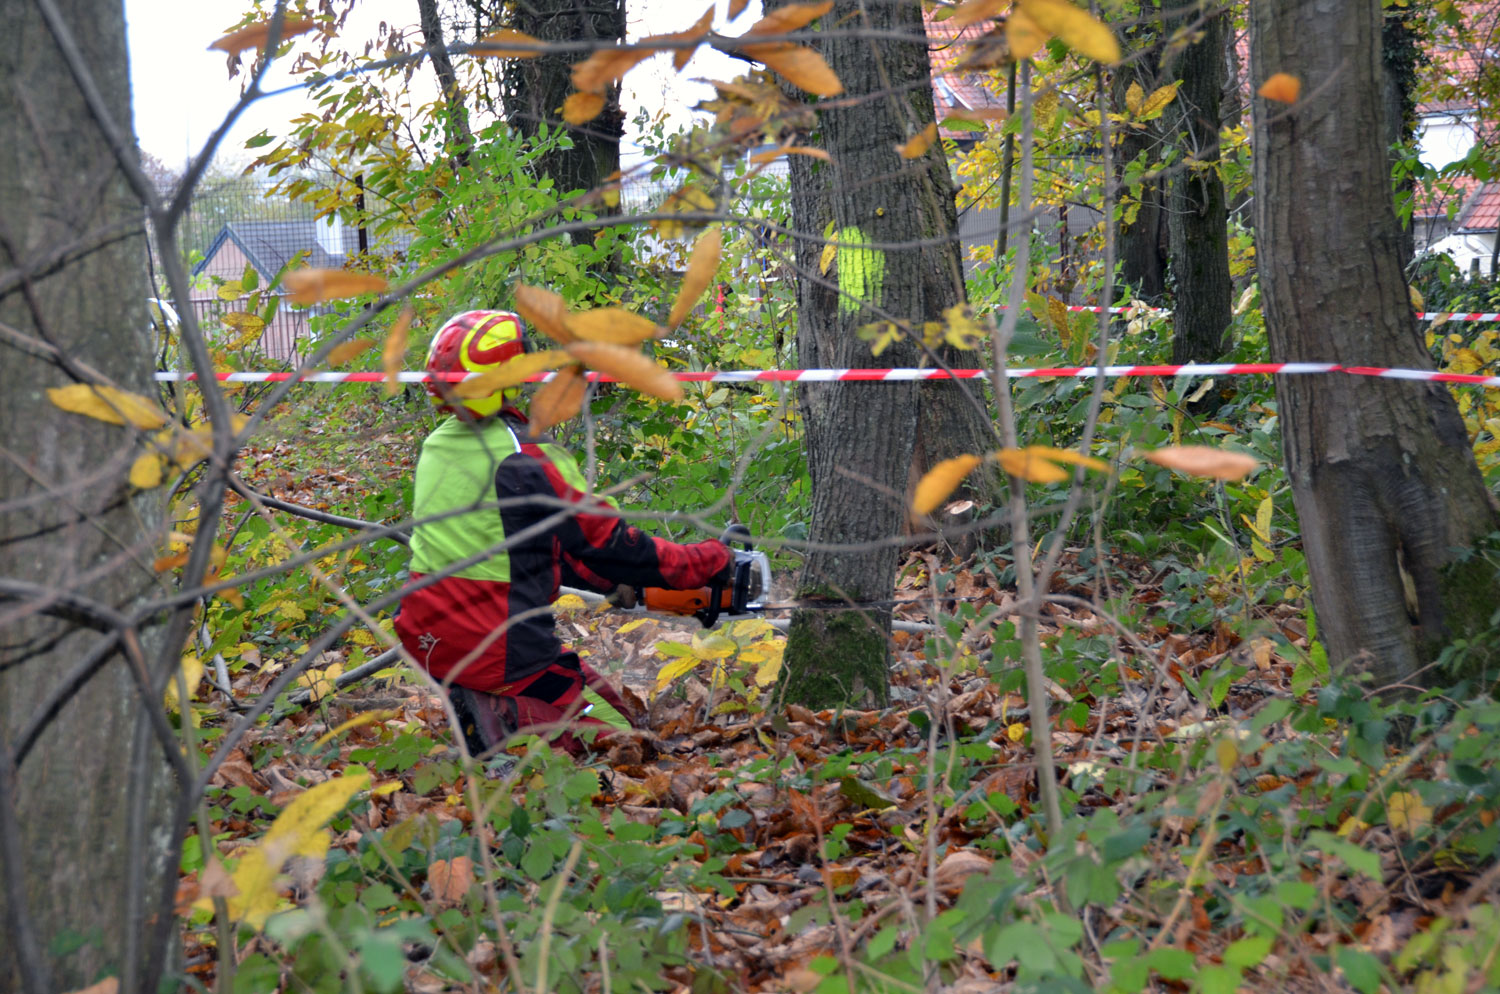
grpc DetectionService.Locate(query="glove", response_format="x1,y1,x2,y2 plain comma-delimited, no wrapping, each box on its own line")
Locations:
605,584,638,609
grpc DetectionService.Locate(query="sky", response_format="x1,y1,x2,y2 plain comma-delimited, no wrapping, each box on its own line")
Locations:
124,0,762,173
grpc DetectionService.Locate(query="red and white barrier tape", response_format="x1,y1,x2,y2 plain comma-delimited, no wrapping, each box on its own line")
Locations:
997,303,1500,323
151,362,1500,388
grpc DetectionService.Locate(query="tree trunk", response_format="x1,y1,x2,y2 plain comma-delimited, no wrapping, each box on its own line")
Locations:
1251,0,1500,686
0,1,168,991
417,0,474,167
1166,1,1232,364
1381,6,1420,269
500,0,625,197
777,0,983,707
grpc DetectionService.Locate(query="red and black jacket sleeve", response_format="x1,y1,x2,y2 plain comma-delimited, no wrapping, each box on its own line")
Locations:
495,444,732,592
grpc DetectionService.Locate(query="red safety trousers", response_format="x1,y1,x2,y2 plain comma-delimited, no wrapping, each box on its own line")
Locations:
445,652,632,759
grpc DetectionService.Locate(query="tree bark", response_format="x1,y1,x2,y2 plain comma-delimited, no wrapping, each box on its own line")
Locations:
1114,17,1168,305
777,0,987,707
1251,0,1500,685
499,0,625,197
0,1,168,990
1166,1,1232,364
417,0,474,167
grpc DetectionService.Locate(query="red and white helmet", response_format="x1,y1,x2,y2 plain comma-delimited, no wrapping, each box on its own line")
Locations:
424,310,528,419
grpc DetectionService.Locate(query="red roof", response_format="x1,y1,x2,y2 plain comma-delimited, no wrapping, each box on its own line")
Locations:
1458,181,1500,231
923,10,1008,135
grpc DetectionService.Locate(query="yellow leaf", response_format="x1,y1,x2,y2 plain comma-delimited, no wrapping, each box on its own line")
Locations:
382,307,411,396
562,91,606,124
313,710,399,748
1409,284,1425,313
208,18,317,56
1007,722,1026,742
1138,80,1181,118
693,632,738,660
1387,791,1432,835
326,338,375,365
1257,72,1301,104
47,384,169,430
297,663,343,703
951,0,1006,28
475,27,542,58
1125,81,1144,114
1023,445,1109,473
571,46,657,92
554,593,589,613
1016,0,1119,63
652,185,718,239
1215,738,1239,772
213,769,371,927
898,123,939,159
655,654,701,692
995,447,1070,483
819,239,838,276
164,655,205,713
565,308,664,344
912,454,983,514
281,268,388,305
531,364,588,431
669,228,723,329
742,43,843,97
130,452,168,489
452,349,570,398
565,341,684,401
217,283,244,302
754,646,784,687
617,618,653,634
1143,445,1260,480
515,284,575,344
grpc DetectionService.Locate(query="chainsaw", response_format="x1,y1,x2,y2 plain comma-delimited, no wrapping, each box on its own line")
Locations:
636,525,771,627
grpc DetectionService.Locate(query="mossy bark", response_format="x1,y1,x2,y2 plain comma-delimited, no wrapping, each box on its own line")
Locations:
783,607,890,710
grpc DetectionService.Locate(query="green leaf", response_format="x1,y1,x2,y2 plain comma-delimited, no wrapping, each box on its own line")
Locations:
1336,946,1383,994
1199,964,1243,994
839,777,898,810
521,841,553,880
233,953,282,994
1224,935,1272,969
242,262,260,293
1145,947,1195,981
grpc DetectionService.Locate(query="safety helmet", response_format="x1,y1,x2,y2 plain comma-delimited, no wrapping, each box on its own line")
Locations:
425,310,529,420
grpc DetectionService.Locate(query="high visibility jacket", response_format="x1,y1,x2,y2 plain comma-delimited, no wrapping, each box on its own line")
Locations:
395,410,731,692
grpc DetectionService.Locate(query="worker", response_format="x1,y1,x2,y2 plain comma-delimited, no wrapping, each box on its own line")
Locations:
395,310,732,758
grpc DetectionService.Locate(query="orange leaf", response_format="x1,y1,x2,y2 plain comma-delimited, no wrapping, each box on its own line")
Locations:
453,350,571,398
912,454,983,514
1258,72,1302,104
728,0,750,19
571,46,657,92
951,0,1006,28
563,91,606,124
564,341,683,401
995,447,1070,483
643,7,715,72
208,18,317,57
531,364,588,431
668,228,722,329
326,339,375,365
1022,445,1109,473
515,285,574,344
154,552,190,573
281,269,388,305
742,43,843,97
382,307,412,397
426,856,474,904
563,308,663,344
744,1,834,37
898,123,939,159
1143,445,1260,480
474,28,543,58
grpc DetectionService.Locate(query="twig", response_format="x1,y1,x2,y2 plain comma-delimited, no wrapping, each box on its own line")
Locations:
535,839,584,994
0,735,53,994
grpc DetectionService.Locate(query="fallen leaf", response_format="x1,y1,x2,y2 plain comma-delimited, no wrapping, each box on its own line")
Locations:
326,338,375,365
562,91,606,124
382,307,412,396
1387,791,1432,835
912,454,983,514
935,849,993,890
1143,445,1260,480
427,855,475,904
515,285,575,344
898,122,939,159
281,269,387,305
474,27,543,58
531,364,588,431
668,228,723,329
1258,72,1302,104
565,341,684,401
208,18,317,57
564,308,664,344
61,979,120,994
47,384,168,430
